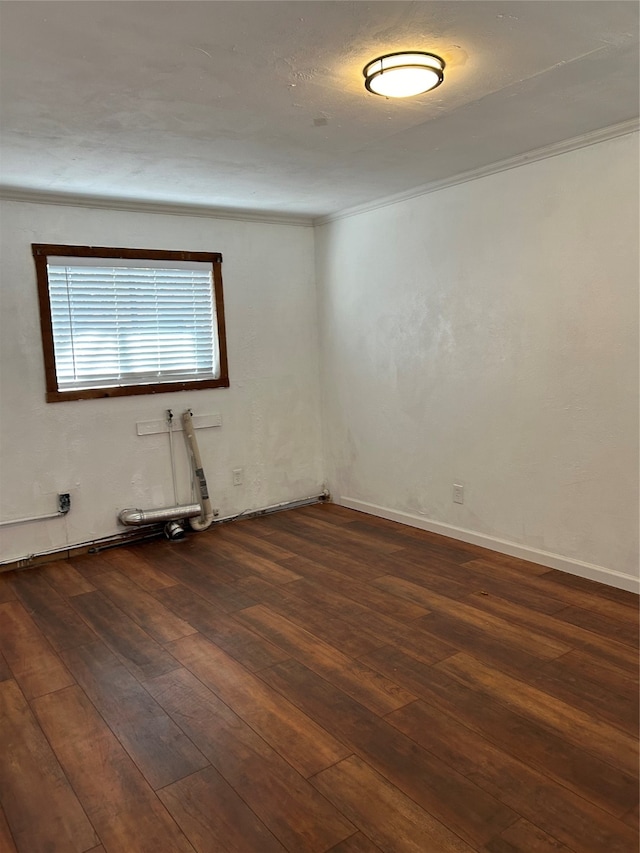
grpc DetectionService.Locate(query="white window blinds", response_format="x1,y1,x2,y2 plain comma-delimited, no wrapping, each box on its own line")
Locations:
47,257,220,391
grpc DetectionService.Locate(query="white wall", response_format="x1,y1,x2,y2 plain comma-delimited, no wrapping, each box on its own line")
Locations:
316,133,639,588
0,201,323,563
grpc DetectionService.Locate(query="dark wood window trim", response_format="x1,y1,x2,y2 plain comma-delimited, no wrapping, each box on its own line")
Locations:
32,244,229,403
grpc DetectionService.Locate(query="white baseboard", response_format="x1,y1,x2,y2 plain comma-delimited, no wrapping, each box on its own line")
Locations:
337,496,639,595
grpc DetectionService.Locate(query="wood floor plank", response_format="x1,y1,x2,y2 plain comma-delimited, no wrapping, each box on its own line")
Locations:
91,570,197,644
145,666,355,852
152,549,259,613
334,603,459,666
62,640,209,790
246,525,385,581
465,591,639,677
554,647,639,691
158,766,286,853
301,507,422,554
466,558,640,621
236,604,416,714
217,520,301,562
367,550,482,600
383,549,555,608
437,652,639,777
177,568,258,613
327,832,383,852
342,513,457,548
0,572,18,603
0,806,17,853
0,601,74,698
66,553,109,579
284,566,431,621
542,568,639,608
123,540,235,586
259,658,519,848
554,605,639,648
154,584,290,672
156,537,254,584
373,576,570,662
235,575,389,658
344,515,495,565
232,514,277,536
388,698,637,853
0,651,11,682
255,551,340,587
205,535,303,584
414,610,547,675
32,684,195,853
623,803,639,830
279,512,404,556
365,645,637,817
483,818,574,853
302,502,364,524
450,559,569,614
254,569,406,632
0,679,99,853
165,632,350,777
100,546,178,591
311,755,475,852
9,569,98,651
366,577,563,675
40,561,96,597
350,518,489,566
528,653,638,736
69,590,180,681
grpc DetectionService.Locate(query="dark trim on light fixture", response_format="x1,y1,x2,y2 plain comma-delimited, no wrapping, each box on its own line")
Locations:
363,51,445,98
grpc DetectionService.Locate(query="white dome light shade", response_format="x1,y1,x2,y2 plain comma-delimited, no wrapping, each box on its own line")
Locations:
363,52,445,98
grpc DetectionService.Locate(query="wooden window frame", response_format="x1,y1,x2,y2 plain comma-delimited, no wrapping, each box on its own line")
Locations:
32,244,230,403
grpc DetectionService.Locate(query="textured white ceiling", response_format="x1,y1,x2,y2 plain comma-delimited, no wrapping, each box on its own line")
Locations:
0,1,638,218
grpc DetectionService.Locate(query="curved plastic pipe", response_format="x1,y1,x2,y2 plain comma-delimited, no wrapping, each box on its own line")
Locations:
182,410,214,531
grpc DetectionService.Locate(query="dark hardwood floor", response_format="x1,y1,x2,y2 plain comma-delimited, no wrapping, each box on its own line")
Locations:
0,503,638,853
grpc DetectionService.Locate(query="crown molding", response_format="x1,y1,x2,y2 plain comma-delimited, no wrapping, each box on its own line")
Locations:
0,188,315,227
314,117,640,226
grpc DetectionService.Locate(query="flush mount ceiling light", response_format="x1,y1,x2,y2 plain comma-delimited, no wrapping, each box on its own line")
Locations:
363,51,445,98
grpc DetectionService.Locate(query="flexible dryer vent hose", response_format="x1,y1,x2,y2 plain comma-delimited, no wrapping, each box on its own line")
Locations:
118,504,202,526
182,410,214,531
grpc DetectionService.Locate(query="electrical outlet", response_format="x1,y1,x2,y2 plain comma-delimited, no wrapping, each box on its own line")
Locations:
453,483,464,504
58,493,71,514
232,468,244,486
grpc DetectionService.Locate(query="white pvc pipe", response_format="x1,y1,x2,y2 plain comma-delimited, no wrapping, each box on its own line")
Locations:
0,509,66,528
167,410,180,505
182,409,214,531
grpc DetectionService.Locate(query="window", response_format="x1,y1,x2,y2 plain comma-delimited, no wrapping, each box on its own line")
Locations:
32,244,229,402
